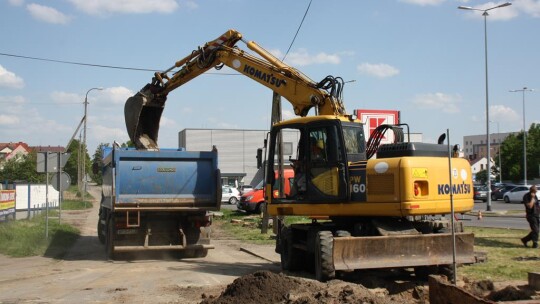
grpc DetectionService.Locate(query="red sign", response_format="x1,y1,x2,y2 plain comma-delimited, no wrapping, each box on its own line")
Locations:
355,109,400,144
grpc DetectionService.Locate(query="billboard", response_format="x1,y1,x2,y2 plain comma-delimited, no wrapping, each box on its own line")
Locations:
0,190,16,217
355,109,400,145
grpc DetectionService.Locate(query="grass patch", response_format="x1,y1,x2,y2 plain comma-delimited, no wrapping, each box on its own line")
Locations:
461,226,539,281
62,199,93,210
0,214,79,258
215,209,311,245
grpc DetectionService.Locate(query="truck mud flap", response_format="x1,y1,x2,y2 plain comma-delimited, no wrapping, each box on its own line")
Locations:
333,233,475,270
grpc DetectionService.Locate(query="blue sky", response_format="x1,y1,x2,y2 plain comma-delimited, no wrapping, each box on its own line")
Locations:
0,0,539,154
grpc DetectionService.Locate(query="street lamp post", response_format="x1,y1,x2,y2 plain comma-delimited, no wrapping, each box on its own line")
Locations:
81,87,103,195
490,120,502,183
509,87,534,185
458,2,511,212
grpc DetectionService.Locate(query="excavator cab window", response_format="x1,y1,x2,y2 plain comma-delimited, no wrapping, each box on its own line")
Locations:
268,120,348,203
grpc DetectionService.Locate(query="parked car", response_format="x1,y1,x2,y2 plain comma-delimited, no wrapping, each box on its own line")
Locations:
238,184,254,195
491,184,517,201
473,185,488,202
502,185,538,203
221,186,241,204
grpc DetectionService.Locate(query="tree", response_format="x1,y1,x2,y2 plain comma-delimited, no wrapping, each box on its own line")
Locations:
475,169,488,185
499,123,540,182
91,143,110,185
0,151,45,183
63,139,91,186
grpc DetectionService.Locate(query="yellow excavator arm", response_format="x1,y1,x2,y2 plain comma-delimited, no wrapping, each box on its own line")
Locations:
125,29,347,149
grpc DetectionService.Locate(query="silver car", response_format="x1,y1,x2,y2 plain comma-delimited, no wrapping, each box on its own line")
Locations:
221,186,241,204
502,185,538,203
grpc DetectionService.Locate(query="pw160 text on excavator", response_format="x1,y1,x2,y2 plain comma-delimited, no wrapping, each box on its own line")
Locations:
124,29,477,281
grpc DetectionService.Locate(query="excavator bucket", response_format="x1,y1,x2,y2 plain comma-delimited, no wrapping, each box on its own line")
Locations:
124,88,165,150
332,233,475,270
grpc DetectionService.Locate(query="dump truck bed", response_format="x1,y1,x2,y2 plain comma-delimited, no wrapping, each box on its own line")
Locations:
101,148,220,211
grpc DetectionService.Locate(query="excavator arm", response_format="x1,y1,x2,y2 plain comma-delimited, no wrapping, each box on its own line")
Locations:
125,29,347,149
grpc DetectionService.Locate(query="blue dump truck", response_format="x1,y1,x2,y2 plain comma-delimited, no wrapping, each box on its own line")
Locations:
97,147,221,260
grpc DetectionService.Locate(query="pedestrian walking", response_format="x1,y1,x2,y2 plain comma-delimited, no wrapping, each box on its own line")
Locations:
521,185,539,248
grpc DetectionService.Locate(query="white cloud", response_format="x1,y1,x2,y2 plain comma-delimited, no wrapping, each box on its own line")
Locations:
459,2,518,21
68,0,179,15
0,65,24,89
8,0,25,6
160,116,177,127
180,0,198,10
282,110,295,120
92,125,129,144
515,0,540,18
0,115,20,125
270,49,341,66
412,92,462,113
26,4,72,24
399,0,445,6
51,91,81,104
490,105,520,123
0,96,25,105
96,87,134,104
357,63,400,78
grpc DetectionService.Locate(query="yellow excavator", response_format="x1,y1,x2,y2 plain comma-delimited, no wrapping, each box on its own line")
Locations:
125,29,476,281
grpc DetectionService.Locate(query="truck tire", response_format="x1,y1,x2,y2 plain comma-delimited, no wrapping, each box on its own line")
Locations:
180,249,208,259
314,230,335,282
97,209,106,244
97,220,105,244
105,217,116,260
281,227,301,271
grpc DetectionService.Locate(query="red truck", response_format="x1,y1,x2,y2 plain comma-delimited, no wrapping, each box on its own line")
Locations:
237,169,294,214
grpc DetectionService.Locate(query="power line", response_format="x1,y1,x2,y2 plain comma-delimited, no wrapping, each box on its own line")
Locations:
0,52,242,75
282,0,313,61
0,52,157,72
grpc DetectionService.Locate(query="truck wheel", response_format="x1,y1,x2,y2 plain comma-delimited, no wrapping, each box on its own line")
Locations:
180,249,208,259
281,227,301,271
105,217,116,260
314,230,335,282
97,219,105,244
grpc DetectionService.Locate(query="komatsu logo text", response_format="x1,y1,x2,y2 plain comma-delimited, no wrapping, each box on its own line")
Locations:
243,64,285,88
437,183,471,195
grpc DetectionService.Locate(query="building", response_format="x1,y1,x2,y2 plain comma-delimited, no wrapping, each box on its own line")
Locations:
470,157,496,181
179,128,300,187
463,132,513,161
0,142,31,170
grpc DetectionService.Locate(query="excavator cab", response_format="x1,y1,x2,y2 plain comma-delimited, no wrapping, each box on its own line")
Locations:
267,117,366,204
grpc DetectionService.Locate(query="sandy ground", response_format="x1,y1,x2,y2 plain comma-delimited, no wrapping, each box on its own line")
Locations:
0,184,280,304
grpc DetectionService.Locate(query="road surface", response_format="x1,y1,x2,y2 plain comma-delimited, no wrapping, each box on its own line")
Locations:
0,184,280,303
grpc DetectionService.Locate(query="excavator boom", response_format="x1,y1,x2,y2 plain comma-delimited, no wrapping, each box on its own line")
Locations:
124,29,347,150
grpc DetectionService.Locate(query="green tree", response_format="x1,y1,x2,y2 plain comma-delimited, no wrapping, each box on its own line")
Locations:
499,123,540,183
475,169,488,185
91,143,110,185
0,151,45,183
63,139,91,186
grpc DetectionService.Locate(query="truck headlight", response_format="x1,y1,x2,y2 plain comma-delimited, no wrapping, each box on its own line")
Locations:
246,195,254,201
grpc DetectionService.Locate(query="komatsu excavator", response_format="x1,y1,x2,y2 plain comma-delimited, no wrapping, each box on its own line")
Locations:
125,29,477,281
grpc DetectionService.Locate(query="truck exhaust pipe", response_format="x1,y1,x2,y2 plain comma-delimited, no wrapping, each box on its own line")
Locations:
124,83,167,150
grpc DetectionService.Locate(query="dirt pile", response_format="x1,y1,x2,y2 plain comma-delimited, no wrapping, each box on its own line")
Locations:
199,270,421,304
